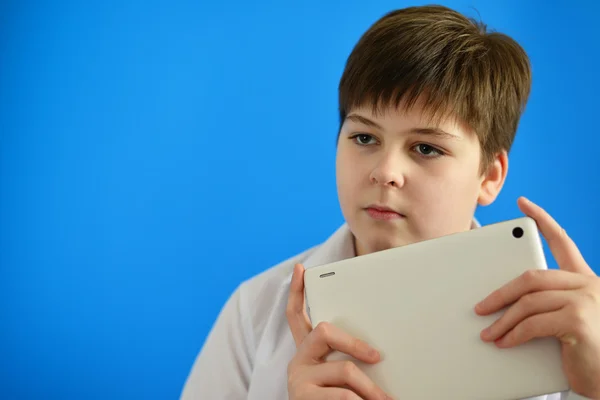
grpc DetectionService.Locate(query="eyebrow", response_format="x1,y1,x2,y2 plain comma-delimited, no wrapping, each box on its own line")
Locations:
345,113,462,141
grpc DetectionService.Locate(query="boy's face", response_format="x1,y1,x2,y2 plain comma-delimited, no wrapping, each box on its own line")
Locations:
336,101,506,256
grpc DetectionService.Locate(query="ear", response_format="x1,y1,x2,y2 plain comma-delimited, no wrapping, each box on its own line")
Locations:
477,151,508,206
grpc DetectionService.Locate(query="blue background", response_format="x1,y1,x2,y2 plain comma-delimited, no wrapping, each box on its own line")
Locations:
1,0,599,398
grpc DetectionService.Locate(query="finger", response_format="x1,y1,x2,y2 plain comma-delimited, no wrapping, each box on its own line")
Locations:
298,321,381,365
475,269,586,315
480,290,569,342
305,360,391,400
518,197,593,276
303,387,363,400
286,263,313,347
493,309,567,348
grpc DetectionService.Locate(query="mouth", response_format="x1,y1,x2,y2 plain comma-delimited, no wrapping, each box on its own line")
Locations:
364,205,405,221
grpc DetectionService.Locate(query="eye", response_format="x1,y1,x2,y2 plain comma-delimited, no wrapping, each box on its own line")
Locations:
350,133,377,146
414,143,444,158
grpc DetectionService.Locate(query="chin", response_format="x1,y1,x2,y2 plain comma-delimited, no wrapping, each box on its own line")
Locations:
350,219,414,255
359,234,409,255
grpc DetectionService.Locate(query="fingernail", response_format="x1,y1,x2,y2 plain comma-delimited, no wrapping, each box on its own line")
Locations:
481,327,491,340
368,345,382,360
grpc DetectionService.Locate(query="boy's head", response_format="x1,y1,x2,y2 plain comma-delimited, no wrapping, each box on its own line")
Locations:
335,5,531,255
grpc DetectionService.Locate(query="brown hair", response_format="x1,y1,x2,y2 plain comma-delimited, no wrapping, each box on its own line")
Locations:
338,5,532,171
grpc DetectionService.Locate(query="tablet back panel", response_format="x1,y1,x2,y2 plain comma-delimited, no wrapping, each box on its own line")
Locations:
304,217,569,400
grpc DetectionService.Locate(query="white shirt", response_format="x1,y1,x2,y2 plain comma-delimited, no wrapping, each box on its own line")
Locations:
181,223,584,400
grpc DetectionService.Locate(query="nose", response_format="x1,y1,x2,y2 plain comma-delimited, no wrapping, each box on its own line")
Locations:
369,151,406,188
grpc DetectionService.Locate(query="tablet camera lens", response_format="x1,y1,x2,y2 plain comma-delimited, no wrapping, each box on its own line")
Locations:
512,227,524,239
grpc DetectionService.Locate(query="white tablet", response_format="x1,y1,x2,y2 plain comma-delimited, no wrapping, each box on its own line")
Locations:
304,217,569,400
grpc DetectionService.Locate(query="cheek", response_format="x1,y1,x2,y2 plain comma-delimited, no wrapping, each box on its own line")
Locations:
336,147,370,215
335,150,352,200
412,163,481,211
336,147,362,188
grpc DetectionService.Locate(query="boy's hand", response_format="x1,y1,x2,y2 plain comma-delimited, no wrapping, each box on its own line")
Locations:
286,263,393,400
475,197,600,399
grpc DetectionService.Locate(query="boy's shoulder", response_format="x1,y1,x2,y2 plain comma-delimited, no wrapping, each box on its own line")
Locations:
226,246,318,350
233,224,354,339
240,245,318,305
240,224,354,300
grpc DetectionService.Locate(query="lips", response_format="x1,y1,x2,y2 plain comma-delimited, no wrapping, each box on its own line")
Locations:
365,205,405,221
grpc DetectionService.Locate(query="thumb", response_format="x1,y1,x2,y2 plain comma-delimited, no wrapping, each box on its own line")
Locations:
286,263,313,347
